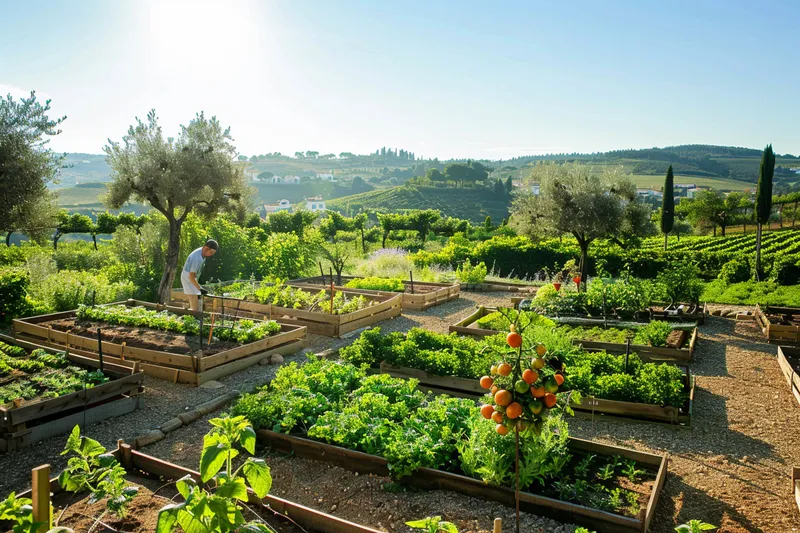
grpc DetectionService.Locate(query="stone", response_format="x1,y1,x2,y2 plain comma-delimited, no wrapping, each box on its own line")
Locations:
159,418,183,434
134,429,165,448
270,354,284,364
179,409,203,425
722,309,734,317
199,380,224,389
259,357,271,365
196,392,239,415
331,504,337,512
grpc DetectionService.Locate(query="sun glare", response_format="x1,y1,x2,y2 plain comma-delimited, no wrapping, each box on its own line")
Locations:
148,0,258,70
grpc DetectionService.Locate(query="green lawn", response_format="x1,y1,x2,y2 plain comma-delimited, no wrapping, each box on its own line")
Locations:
628,174,752,191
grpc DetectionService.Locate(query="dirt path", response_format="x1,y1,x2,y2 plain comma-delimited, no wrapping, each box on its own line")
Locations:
570,316,800,532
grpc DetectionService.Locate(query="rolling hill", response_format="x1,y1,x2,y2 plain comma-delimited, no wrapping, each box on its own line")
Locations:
326,185,511,223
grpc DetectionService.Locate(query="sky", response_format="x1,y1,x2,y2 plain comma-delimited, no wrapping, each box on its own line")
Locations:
2,0,799,160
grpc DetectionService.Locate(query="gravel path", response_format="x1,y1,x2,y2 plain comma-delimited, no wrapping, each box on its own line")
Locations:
6,295,794,532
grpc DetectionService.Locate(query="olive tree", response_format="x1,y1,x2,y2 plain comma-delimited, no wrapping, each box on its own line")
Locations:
511,162,646,290
0,91,63,244
104,110,247,303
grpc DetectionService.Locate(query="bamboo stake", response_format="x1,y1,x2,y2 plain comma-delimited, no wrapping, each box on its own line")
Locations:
207,311,216,345
32,464,51,530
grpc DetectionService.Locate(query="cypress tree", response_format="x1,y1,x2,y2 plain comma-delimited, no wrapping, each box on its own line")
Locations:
660,165,675,250
755,144,775,278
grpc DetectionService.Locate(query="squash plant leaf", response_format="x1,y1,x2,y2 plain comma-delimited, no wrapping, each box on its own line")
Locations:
239,426,256,455
242,459,272,499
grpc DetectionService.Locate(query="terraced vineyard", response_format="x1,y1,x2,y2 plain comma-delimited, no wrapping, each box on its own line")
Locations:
641,228,800,255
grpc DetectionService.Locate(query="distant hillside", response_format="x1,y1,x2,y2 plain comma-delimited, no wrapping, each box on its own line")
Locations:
326,185,510,223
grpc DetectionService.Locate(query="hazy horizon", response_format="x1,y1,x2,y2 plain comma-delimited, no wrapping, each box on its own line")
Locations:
3,0,799,159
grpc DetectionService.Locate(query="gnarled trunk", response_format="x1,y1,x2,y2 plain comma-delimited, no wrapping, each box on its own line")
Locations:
5,232,11,247
157,217,183,304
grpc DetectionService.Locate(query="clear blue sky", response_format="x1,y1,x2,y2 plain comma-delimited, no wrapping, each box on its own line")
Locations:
2,0,798,159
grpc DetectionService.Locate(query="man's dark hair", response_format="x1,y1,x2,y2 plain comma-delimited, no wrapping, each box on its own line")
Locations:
205,239,219,250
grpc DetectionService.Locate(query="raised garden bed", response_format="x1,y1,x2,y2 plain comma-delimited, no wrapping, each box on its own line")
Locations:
450,307,698,363
461,280,539,293
777,346,800,406
257,429,667,533
0,335,144,452
378,361,694,427
513,298,707,324
171,285,402,337
12,300,306,386
289,274,460,311
756,305,800,344
12,443,383,533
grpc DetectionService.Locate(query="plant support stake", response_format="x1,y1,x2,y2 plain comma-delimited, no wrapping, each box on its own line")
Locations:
96,328,104,373
319,261,325,285
409,270,415,294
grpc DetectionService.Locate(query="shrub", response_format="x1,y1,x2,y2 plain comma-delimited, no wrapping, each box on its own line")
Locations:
33,271,135,312
455,259,487,284
770,255,800,285
718,258,751,284
0,269,37,321
635,321,673,347
355,248,415,279
259,232,306,279
656,263,703,305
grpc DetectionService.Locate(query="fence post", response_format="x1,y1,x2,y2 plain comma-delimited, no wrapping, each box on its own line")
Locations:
32,464,51,530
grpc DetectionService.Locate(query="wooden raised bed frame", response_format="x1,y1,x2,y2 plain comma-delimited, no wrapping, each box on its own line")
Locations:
461,280,539,293
0,335,144,452
756,305,800,344
171,287,402,337
450,306,698,364
777,346,800,407
15,443,383,533
12,300,307,386
289,274,460,311
379,361,694,426
257,429,668,533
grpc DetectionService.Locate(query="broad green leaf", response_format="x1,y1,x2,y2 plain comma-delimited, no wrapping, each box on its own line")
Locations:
199,444,228,482
406,517,440,529
242,459,272,499
239,426,256,455
79,435,106,458
155,504,182,533
441,522,459,533
176,475,197,500
62,426,81,454
237,523,274,532
216,476,248,501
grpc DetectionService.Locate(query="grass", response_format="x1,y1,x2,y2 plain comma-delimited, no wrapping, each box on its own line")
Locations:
56,182,108,206
701,280,800,306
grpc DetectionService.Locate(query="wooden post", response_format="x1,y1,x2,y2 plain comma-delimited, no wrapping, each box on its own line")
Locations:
493,518,502,533
330,282,335,315
96,328,104,373
409,270,415,294
32,464,51,530
319,262,326,285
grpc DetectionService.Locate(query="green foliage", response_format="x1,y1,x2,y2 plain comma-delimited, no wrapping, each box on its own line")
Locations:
656,263,704,305
59,426,139,518
701,280,800,306
675,520,717,532
345,276,405,292
634,321,674,347
458,415,571,489
718,257,751,284
455,258,487,284
32,270,135,312
474,310,556,332
254,282,369,314
75,304,280,343
756,144,775,225
0,492,41,533
0,269,42,322
156,415,272,533
259,232,307,279
406,517,459,533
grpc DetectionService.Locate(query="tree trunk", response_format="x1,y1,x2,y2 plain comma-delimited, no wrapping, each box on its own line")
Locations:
755,223,762,280
53,231,62,250
578,240,589,293
5,232,11,247
92,234,98,250
721,223,726,237
382,230,388,248
157,217,183,304
360,228,366,254
713,225,717,237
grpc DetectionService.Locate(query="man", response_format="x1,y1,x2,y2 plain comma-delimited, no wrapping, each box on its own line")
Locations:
181,239,218,311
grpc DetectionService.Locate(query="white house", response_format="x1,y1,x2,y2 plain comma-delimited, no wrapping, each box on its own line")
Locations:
316,172,336,182
305,196,326,212
270,175,301,184
264,199,292,215
636,188,663,199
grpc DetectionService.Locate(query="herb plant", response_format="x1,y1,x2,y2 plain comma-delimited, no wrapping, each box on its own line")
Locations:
345,276,405,292
0,492,42,533
675,520,717,532
406,516,459,533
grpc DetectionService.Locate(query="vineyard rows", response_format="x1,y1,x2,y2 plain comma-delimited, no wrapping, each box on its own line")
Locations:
641,229,800,256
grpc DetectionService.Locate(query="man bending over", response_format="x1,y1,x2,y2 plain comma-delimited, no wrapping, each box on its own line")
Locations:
181,239,218,311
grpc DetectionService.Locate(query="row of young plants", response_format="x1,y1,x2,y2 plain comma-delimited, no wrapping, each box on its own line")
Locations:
0,344,108,405
215,280,372,315
475,310,678,348
229,355,653,517
339,327,688,409
1,419,274,533
75,304,281,344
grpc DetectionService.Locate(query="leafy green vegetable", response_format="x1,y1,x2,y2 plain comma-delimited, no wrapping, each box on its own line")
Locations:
345,277,405,292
